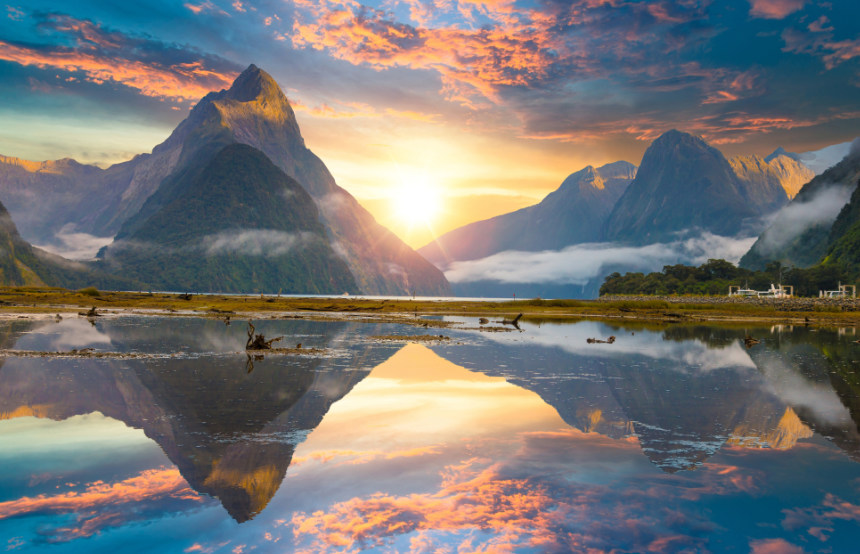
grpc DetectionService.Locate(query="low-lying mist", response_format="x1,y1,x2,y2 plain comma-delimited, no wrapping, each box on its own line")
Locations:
443,232,757,287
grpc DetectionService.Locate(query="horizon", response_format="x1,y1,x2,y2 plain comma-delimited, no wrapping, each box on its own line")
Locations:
1,0,859,248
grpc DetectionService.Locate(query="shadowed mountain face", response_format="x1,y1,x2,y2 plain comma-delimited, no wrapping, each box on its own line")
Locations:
0,318,400,522
101,143,357,294
821,166,860,277
0,156,109,249
419,161,635,266
740,145,860,270
604,130,772,244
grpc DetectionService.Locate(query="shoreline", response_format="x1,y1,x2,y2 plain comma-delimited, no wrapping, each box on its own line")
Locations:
0,287,858,327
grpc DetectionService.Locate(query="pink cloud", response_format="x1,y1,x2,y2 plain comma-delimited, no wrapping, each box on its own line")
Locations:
748,0,806,20
749,538,806,554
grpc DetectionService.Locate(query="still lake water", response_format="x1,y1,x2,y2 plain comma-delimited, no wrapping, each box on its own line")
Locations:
1,315,860,553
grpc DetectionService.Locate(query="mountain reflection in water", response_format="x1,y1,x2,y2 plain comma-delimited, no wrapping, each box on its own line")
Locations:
0,316,859,552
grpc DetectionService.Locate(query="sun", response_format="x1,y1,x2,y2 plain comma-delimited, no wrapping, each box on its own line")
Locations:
390,174,442,228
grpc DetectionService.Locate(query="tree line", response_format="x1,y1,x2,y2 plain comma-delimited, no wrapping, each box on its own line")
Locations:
600,259,852,297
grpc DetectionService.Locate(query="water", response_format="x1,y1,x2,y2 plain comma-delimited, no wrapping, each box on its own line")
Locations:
1,316,859,552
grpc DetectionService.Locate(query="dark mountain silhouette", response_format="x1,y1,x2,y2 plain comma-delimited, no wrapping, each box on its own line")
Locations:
101,143,357,294
604,130,776,243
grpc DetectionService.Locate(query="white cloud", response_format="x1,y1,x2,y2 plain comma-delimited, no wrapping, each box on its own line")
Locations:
201,230,315,257
33,224,113,261
754,183,855,256
443,232,757,285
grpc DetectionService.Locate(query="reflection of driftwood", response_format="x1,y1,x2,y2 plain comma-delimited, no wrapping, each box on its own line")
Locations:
225,315,231,326
586,336,616,344
246,353,265,373
498,313,523,329
743,335,760,348
78,306,100,317
245,321,282,350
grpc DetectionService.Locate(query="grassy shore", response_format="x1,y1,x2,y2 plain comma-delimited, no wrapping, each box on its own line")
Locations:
0,287,858,326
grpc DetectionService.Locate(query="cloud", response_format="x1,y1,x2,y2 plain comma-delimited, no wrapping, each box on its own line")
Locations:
782,25,860,71
288,0,725,112
782,493,860,545
106,229,317,259
749,538,806,553
287,434,765,553
0,13,239,103
34,224,113,260
443,232,756,285
748,0,806,20
201,230,316,257
0,467,203,542
752,183,856,257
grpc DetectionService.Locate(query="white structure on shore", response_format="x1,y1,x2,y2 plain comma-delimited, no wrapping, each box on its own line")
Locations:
729,284,793,298
820,284,856,298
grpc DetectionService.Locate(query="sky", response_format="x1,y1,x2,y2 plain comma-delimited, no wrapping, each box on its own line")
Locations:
0,0,859,248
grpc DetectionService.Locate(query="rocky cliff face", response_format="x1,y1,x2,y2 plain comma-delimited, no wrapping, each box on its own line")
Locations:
419,161,635,266
729,153,814,203
604,130,769,244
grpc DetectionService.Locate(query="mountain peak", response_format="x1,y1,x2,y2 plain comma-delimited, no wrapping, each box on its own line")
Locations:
765,146,801,164
652,129,706,149
224,64,282,103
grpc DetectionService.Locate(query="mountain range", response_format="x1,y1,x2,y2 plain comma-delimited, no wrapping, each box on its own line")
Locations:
0,66,852,296
420,161,636,266
0,65,450,295
420,128,818,297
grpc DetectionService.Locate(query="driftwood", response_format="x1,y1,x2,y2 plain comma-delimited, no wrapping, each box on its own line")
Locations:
498,313,523,329
245,321,282,350
78,306,100,318
586,335,616,344
744,334,760,347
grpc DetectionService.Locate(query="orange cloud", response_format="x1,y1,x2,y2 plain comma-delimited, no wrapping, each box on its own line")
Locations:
290,0,564,107
291,462,563,552
0,467,203,541
0,40,236,102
